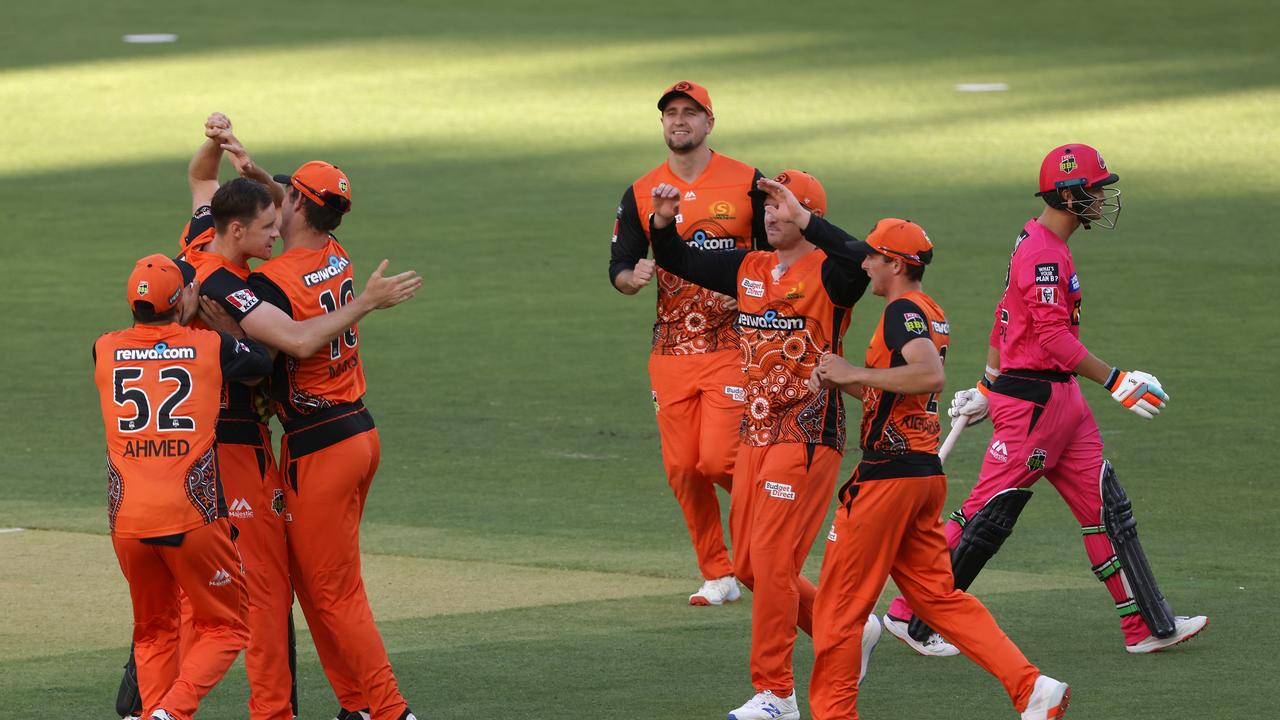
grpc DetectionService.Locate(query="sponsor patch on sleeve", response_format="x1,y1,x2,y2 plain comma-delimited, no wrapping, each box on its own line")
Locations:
741,278,765,298
225,289,260,313
1034,263,1060,285
1069,273,1080,292
1037,286,1057,305
903,312,927,334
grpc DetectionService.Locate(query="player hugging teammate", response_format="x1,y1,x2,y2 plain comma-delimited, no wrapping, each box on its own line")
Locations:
610,82,1207,720
104,113,422,720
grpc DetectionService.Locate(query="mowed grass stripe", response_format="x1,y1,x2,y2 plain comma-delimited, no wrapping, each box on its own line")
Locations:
2,528,1092,665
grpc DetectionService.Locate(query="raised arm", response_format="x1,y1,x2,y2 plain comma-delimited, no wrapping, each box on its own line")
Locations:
188,112,231,211
649,183,745,297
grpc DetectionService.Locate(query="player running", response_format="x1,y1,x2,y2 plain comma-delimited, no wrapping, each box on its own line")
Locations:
649,173,880,720
609,81,768,606
885,144,1208,656
248,159,419,720
95,254,272,720
806,218,1071,720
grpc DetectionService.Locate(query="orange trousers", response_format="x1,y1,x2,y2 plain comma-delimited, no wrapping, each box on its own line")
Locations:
649,350,744,580
113,519,249,720
809,475,1039,719
731,442,842,695
218,429,294,720
283,427,407,720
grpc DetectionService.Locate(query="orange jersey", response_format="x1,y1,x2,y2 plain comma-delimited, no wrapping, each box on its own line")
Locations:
859,291,951,456
610,152,765,355
93,323,270,538
176,206,272,424
649,214,872,450
249,237,366,424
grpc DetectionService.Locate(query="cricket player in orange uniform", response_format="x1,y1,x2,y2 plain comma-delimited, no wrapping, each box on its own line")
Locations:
610,80,768,605
95,254,273,720
248,160,419,720
649,173,880,720
804,218,1071,720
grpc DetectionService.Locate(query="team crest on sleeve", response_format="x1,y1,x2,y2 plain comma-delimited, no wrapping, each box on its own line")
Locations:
1060,154,1077,173
1034,263,1060,285
225,289,260,312
1038,286,1057,305
903,312,927,334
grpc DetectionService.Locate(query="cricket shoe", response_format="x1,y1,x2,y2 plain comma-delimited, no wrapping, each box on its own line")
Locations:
690,575,741,606
398,711,418,720
149,711,176,720
859,613,881,685
333,709,370,720
1125,615,1209,654
727,690,799,720
882,613,959,657
1020,675,1070,719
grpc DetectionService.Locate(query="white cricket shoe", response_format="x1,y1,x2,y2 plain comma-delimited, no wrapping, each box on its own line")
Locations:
1125,615,1209,654
150,711,176,720
727,690,799,720
882,613,959,657
690,575,741,606
859,613,881,685
1020,674,1070,719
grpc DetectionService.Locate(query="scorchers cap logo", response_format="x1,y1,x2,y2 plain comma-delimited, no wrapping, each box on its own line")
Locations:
1059,153,1078,174
302,255,351,287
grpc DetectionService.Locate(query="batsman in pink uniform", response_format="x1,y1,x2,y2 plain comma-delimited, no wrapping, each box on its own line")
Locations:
884,144,1208,658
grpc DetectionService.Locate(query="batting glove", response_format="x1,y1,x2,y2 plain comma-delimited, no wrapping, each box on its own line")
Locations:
948,378,992,425
1105,369,1169,419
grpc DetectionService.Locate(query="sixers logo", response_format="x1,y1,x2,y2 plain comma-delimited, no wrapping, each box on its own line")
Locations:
1060,154,1078,174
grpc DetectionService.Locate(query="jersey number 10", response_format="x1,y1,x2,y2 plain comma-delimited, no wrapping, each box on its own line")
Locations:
318,278,358,360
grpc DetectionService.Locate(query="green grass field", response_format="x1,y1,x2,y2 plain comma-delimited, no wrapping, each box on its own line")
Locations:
1,1,1276,717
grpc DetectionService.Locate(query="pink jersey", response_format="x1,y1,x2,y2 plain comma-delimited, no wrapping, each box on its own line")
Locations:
988,219,1087,372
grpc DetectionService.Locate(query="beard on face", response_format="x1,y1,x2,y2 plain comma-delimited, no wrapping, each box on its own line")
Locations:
666,132,701,153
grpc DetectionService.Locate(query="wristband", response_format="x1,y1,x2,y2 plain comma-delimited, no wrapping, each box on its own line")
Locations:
1104,367,1120,391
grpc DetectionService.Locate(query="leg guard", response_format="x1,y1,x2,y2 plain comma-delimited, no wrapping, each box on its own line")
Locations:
1100,460,1176,639
115,645,142,717
908,488,1033,642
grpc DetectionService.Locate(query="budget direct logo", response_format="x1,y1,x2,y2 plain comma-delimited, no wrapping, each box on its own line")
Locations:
115,343,197,361
737,310,806,331
302,255,351,287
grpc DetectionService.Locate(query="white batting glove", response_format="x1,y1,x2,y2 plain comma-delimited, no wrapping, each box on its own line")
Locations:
948,386,990,425
1105,369,1169,419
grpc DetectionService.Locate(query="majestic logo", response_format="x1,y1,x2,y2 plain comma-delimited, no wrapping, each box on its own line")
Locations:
742,278,765,298
1038,286,1057,305
302,255,351,287
785,281,805,300
1026,448,1047,471
224,289,259,313
209,569,233,587
136,281,149,297
709,200,735,220
683,190,697,201
903,312,927,335
737,310,806,331
114,343,196,362
271,489,286,516
228,498,253,519
1060,154,1078,173
988,439,1009,463
724,386,746,402
765,481,796,501
1034,263,1060,285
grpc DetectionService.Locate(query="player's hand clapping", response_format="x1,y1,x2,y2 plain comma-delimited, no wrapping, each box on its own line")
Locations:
205,112,232,138
651,183,681,229
358,259,424,310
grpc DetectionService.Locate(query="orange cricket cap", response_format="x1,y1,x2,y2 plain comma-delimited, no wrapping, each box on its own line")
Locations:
274,161,352,214
658,80,714,118
773,170,827,216
859,218,934,266
127,254,196,312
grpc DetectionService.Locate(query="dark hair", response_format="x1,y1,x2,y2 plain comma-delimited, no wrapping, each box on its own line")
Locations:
288,186,345,233
212,178,273,233
876,252,928,282
905,263,926,282
131,301,178,324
